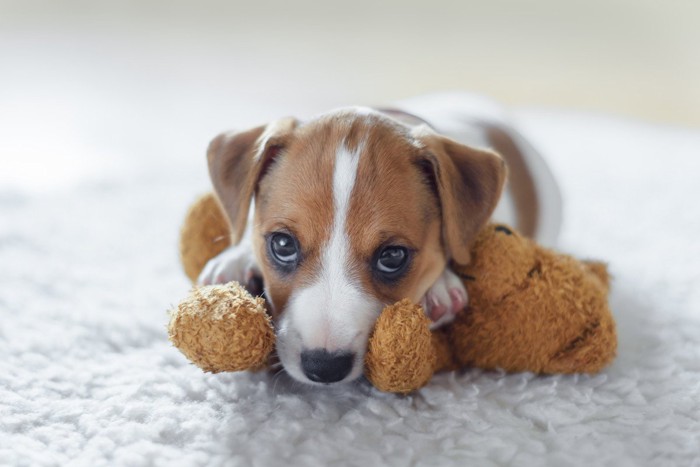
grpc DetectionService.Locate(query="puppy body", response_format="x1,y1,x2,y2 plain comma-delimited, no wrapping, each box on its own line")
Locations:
393,93,562,246
199,93,561,385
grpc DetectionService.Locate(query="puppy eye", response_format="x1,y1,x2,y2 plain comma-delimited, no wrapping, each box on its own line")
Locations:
269,232,299,267
374,246,410,279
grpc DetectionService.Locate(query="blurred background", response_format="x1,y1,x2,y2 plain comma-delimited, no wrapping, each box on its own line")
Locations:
1,0,698,193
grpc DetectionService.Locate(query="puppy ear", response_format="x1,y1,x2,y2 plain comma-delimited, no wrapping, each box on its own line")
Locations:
414,128,507,265
207,117,298,243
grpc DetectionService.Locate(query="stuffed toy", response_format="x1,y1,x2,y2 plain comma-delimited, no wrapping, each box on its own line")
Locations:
168,193,617,393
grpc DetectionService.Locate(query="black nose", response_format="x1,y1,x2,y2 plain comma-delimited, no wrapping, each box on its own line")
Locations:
300,349,355,383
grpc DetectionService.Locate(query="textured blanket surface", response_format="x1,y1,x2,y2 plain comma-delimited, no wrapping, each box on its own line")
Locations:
1,110,699,466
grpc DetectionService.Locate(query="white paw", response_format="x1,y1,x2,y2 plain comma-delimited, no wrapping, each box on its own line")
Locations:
197,243,261,289
421,268,468,329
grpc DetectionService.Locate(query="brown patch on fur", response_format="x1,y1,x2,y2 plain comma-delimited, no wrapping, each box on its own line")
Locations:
252,118,343,318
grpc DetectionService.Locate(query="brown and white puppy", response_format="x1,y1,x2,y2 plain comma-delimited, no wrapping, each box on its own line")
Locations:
198,94,561,386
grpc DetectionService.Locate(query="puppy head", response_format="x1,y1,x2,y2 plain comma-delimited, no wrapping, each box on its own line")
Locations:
207,109,505,385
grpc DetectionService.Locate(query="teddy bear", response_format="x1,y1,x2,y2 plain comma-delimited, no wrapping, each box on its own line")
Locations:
168,193,617,393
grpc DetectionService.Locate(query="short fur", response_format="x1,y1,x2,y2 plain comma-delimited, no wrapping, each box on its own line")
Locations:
203,108,506,384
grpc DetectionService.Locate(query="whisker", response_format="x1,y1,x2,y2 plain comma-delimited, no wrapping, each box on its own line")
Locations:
271,366,287,395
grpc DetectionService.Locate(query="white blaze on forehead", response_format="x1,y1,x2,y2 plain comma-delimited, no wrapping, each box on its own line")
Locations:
332,143,360,241
285,141,382,350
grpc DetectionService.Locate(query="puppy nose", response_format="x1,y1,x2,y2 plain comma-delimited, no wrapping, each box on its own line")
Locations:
300,349,355,383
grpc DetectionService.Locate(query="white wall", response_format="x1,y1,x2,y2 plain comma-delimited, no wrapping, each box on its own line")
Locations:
1,0,698,191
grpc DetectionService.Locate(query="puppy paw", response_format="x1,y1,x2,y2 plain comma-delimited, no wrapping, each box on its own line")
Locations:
421,268,468,329
197,244,262,295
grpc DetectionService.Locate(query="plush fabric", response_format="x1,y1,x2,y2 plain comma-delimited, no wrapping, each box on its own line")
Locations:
365,299,437,393
449,224,616,374
1,111,698,466
168,284,274,373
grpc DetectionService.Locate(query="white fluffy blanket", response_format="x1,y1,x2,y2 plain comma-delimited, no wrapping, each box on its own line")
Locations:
1,110,699,466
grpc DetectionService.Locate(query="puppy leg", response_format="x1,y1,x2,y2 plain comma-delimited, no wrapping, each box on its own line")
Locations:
421,268,468,329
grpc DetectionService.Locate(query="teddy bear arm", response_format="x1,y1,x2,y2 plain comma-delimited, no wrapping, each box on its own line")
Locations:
431,329,458,373
365,300,441,393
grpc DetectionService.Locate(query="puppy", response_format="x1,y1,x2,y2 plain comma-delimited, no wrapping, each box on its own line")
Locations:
198,93,561,385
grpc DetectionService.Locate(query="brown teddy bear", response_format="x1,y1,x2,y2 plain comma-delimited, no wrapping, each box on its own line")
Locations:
169,194,616,393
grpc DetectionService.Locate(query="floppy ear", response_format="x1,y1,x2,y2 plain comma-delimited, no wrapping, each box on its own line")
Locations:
207,117,298,244
414,129,507,265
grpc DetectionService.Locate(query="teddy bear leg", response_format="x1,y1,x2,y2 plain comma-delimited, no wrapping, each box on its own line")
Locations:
431,329,458,373
546,303,617,374
180,193,232,283
543,261,616,373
